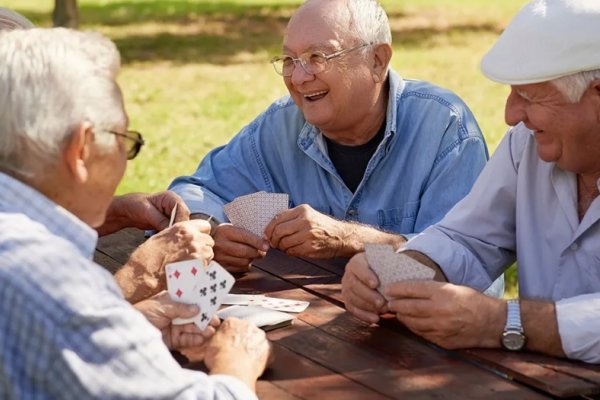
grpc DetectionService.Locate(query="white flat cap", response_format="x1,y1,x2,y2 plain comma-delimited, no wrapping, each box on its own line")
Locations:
0,7,34,31
481,0,600,85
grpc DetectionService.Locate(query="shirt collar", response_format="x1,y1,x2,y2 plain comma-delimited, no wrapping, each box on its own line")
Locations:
0,172,98,259
385,69,403,136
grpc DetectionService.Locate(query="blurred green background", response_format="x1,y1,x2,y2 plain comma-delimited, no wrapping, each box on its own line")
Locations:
7,0,528,295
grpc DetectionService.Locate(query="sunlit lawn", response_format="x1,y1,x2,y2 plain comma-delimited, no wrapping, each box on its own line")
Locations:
7,0,527,296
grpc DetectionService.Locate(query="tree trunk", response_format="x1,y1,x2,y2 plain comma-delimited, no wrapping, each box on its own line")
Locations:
53,0,79,28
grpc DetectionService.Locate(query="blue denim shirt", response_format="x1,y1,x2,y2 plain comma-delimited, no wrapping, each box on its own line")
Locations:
170,70,489,238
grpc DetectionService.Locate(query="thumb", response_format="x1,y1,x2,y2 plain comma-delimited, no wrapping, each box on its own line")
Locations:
164,302,200,320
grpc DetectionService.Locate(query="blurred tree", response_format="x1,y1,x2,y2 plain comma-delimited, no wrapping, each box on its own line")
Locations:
53,0,78,28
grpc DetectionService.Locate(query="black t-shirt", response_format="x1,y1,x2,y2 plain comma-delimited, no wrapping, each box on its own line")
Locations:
325,121,386,193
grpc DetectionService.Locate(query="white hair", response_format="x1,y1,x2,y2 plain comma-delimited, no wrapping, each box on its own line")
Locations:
300,0,392,47
551,69,600,103
344,0,392,47
0,28,125,179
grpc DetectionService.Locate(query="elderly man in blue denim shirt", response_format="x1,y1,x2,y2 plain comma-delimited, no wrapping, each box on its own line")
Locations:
170,0,498,290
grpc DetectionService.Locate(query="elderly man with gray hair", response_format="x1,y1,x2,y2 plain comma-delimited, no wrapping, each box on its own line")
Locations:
0,28,270,398
0,6,225,305
168,0,506,297
342,0,600,364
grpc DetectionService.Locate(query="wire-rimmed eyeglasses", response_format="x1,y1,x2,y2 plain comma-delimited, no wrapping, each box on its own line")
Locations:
270,43,370,77
106,130,145,160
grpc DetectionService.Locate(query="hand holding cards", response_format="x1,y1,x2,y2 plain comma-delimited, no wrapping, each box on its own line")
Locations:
365,243,435,300
166,259,234,330
224,191,289,237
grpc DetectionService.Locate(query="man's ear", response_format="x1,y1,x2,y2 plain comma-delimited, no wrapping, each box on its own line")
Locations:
371,43,392,84
591,79,600,96
63,121,94,184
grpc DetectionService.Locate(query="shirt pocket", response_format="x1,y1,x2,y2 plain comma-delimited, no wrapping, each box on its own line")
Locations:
580,252,600,292
377,201,420,233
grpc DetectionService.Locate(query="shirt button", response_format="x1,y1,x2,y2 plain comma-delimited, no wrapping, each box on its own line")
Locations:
347,209,358,217
570,243,579,251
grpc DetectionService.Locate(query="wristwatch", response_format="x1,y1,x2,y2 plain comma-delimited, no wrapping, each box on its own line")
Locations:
189,212,220,236
502,299,526,351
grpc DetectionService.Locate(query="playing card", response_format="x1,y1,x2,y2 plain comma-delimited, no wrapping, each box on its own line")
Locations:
222,293,266,305
166,260,235,329
252,192,289,237
246,296,309,313
165,259,205,303
217,305,294,331
191,260,235,330
224,191,289,237
365,243,435,299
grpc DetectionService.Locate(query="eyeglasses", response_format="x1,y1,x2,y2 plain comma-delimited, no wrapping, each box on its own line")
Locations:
106,130,145,160
270,43,370,77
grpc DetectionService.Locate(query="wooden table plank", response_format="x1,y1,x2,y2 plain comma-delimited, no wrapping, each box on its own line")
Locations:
253,249,346,305
463,349,600,398
177,338,392,399
269,319,547,399
259,345,392,400
96,227,145,265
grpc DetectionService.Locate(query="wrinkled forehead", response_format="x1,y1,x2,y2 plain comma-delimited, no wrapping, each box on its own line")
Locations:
283,0,356,52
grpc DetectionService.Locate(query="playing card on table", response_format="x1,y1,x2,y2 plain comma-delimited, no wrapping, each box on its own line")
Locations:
365,243,435,299
224,191,289,237
246,296,310,313
217,305,294,331
222,293,266,305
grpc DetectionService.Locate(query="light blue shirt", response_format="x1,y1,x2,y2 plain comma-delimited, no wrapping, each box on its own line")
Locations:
170,70,489,238
406,123,600,363
0,173,256,399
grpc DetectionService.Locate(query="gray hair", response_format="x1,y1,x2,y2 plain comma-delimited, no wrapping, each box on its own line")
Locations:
0,28,125,179
344,0,392,47
300,0,392,47
551,69,600,103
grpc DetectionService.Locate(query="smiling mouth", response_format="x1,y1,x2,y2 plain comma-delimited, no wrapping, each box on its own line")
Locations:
304,90,328,102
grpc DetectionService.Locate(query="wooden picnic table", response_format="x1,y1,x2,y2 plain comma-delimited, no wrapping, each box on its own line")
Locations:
95,228,600,400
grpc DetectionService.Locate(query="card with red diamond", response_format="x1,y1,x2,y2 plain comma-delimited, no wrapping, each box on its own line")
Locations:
165,259,235,330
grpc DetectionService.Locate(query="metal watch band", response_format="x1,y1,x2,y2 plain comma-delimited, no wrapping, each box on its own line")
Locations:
505,299,523,331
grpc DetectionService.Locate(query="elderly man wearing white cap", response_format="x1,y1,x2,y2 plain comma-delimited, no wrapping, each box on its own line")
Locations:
342,0,600,363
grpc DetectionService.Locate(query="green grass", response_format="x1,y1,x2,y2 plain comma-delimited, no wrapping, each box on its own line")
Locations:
6,0,526,297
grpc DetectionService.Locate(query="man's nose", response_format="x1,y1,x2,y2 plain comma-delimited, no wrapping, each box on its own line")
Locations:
290,59,314,86
505,88,527,126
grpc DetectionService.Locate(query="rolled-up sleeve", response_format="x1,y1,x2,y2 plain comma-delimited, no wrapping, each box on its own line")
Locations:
556,293,600,364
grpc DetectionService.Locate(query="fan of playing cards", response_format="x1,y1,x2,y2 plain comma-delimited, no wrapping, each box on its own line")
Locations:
166,259,237,329
365,243,435,300
224,191,289,237
166,258,309,331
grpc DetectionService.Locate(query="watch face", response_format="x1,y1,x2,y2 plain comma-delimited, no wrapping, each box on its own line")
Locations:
502,331,526,351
